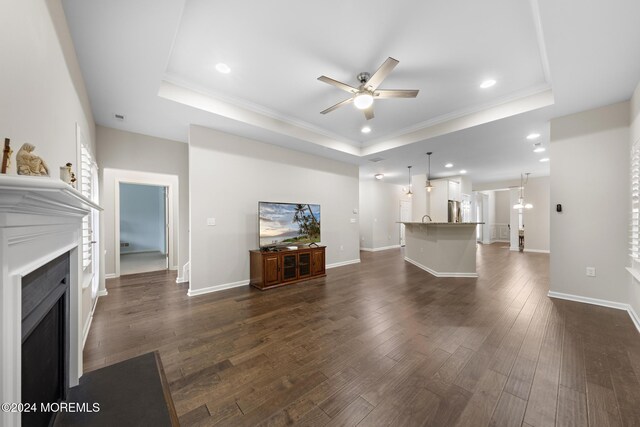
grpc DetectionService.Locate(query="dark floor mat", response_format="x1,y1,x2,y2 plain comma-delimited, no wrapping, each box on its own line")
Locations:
54,352,178,427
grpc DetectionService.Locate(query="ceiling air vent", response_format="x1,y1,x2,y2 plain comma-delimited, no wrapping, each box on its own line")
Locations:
368,157,384,163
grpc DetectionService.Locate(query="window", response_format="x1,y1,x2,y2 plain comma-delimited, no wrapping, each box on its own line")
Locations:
631,141,640,261
80,143,95,270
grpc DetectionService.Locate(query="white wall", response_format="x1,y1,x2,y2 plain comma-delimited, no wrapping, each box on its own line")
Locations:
410,173,429,221
120,183,166,254
522,176,550,252
629,83,640,318
0,0,97,338
494,190,510,224
359,180,409,250
550,101,630,304
188,125,360,294
96,126,189,278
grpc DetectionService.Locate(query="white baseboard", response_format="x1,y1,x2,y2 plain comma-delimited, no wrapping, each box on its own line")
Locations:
326,259,361,269
404,257,478,278
491,240,510,243
105,273,116,279
176,276,189,284
82,312,93,349
97,289,108,297
548,291,640,333
177,261,190,284
524,248,550,254
360,245,401,252
187,279,249,297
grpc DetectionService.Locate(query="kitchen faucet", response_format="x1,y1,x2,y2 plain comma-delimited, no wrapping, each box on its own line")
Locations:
422,215,432,223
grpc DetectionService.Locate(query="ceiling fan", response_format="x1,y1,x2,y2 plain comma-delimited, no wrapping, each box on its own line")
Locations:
317,57,419,120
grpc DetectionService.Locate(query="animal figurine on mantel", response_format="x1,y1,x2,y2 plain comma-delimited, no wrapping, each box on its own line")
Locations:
16,143,49,176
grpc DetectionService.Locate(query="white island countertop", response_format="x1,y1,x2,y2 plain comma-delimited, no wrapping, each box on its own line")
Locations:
398,222,484,225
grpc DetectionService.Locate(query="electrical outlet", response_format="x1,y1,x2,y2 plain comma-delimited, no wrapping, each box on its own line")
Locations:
207,218,216,226
586,267,596,277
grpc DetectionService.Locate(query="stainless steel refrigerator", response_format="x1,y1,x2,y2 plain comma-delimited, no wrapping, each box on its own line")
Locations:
448,200,461,223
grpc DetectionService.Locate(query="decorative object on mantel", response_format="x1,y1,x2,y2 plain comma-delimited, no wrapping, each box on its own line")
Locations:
60,162,73,184
70,171,77,189
513,172,533,210
2,138,12,174
16,143,49,176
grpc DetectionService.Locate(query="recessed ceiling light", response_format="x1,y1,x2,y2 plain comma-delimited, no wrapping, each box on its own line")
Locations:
215,63,231,74
445,163,453,168
459,170,467,174
527,133,541,140
361,126,371,134
539,158,550,162
533,146,546,153
480,79,496,89
374,173,384,180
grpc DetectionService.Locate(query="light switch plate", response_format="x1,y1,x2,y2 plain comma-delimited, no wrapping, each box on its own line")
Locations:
350,218,356,223
207,218,216,226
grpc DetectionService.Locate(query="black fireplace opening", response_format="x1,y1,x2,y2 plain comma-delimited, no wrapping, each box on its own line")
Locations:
21,252,70,427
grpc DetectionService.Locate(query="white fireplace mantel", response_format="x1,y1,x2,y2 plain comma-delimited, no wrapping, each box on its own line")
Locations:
0,175,102,427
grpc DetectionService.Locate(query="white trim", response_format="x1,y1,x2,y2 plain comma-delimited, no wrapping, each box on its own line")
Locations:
626,267,640,283
176,276,189,284
82,309,94,349
105,273,116,279
404,256,479,278
491,240,510,244
97,289,108,297
111,170,179,278
326,259,361,269
187,279,249,297
360,245,401,252
547,291,640,333
524,248,550,254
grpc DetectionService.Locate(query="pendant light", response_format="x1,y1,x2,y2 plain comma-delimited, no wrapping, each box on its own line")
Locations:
406,166,413,198
425,152,434,192
513,173,533,210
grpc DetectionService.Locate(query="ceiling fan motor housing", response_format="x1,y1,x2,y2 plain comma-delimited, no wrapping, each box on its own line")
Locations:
357,72,371,85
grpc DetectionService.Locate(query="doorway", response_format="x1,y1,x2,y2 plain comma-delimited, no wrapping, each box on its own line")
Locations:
119,183,168,275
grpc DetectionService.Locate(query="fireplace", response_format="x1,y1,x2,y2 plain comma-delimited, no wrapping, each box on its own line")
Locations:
0,175,102,427
21,252,70,427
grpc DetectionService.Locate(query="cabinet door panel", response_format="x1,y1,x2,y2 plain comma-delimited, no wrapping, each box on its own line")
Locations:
298,252,311,278
281,254,298,282
264,256,280,286
311,250,325,276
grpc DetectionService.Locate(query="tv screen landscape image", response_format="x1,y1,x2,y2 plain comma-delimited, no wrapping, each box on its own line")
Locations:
259,202,321,247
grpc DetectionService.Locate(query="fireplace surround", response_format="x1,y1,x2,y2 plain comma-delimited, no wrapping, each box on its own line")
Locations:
0,175,101,427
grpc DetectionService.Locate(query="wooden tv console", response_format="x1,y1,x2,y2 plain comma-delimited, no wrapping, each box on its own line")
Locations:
249,246,326,290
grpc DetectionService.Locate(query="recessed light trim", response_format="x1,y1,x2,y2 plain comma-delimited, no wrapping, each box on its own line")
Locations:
459,170,467,174
361,126,371,134
527,133,541,140
533,147,546,153
215,63,231,74
539,158,550,162
374,173,384,180
480,79,496,89
445,163,453,168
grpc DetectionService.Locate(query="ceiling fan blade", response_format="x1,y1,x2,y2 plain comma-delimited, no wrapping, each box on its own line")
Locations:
375,89,419,98
364,106,374,120
320,97,353,114
364,57,399,91
318,76,358,93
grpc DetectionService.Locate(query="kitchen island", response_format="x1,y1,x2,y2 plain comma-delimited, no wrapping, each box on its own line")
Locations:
400,222,483,277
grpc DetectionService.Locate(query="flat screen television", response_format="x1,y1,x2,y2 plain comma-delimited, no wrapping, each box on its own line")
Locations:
259,201,321,248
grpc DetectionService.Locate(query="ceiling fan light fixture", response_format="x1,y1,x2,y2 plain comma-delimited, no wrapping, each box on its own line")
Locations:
354,93,374,110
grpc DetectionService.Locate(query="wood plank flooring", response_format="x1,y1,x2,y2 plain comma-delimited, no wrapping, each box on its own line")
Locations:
85,244,640,426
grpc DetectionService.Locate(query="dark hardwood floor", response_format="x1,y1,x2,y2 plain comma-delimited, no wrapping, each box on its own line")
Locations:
85,244,640,426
